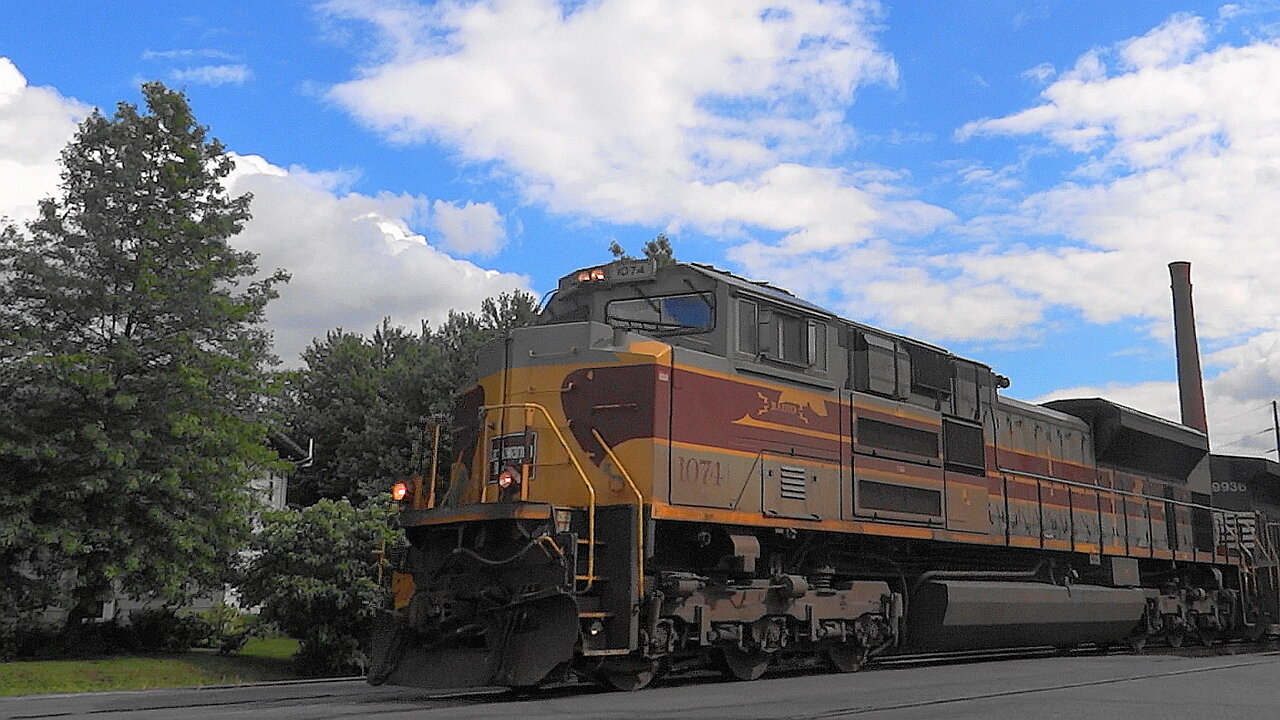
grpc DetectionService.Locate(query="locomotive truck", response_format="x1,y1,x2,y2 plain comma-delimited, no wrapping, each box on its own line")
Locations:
368,259,1280,691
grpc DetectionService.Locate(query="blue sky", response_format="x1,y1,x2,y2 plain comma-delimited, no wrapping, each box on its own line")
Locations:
2,1,1279,456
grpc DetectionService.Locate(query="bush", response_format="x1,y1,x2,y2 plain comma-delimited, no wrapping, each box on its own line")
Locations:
0,618,137,660
238,499,399,676
126,608,211,652
292,628,367,676
194,602,262,655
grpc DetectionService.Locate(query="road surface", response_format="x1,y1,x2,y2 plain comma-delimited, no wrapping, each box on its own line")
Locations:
4,650,1278,719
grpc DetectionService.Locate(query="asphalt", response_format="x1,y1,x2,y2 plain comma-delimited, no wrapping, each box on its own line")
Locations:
4,650,1279,719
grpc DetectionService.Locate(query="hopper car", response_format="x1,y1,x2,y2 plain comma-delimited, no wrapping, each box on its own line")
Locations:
369,258,1280,691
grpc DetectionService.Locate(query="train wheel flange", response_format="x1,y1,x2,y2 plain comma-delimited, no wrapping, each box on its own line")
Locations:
1166,629,1185,648
719,647,771,681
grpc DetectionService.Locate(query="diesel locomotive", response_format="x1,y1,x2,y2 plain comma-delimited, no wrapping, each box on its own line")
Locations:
368,259,1280,691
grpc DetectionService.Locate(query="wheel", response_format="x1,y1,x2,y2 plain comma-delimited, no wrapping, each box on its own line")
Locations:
1127,634,1148,652
1166,630,1185,648
600,666,655,691
823,642,866,673
719,646,771,681
597,658,657,691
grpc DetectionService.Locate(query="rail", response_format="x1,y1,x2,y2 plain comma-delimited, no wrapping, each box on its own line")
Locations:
590,428,645,598
479,402,598,594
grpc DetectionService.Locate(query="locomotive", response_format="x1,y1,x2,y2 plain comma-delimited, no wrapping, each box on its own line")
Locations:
368,258,1280,691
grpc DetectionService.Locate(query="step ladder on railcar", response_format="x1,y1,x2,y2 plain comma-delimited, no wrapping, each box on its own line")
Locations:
477,403,645,657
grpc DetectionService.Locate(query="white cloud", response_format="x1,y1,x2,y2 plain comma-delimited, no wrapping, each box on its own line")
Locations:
0,58,90,223
1119,13,1207,69
324,0,938,251
324,0,978,342
955,22,1280,341
227,155,529,363
143,49,237,61
430,199,506,256
170,64,253,87
948,14,1280,438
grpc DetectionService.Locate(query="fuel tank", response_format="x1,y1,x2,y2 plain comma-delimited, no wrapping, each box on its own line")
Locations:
907,580,1150,652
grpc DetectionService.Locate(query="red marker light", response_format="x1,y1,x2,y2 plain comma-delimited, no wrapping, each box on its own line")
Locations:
590,268,606,281
497,467,519,489
390,481,409,501
577,271,591,282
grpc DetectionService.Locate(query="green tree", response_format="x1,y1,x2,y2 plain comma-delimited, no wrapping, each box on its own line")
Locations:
238,499,399,676
0,83,288,619
284,290,538,505
608,232,676,266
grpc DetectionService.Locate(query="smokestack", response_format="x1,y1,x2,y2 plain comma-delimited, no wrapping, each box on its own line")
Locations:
1169,261,1208,434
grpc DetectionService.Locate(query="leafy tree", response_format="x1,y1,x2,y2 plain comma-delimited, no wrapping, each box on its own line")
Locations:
0,83,288,619
238,498,399,676
608,232,676,266
284,291,537,505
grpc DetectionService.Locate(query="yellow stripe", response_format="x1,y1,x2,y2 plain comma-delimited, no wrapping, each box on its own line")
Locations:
729,413,845,443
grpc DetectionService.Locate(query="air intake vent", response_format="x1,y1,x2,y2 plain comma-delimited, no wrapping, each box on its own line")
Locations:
779,465,807,501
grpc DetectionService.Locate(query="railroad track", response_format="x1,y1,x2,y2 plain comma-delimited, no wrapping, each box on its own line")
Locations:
7,640,1276,719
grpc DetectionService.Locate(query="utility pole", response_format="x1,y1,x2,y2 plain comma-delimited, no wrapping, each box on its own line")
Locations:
1273,399,1279,458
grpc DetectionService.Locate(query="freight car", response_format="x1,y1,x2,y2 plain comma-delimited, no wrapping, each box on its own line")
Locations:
368,259,1280,691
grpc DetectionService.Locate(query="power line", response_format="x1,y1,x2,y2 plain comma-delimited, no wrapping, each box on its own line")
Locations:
1214,401,1273,424
1215,427,1275,449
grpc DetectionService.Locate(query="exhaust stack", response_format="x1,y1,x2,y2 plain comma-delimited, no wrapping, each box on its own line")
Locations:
1169,261,1208,434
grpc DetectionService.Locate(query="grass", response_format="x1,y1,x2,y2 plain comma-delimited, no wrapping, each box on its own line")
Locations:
0,637,303,696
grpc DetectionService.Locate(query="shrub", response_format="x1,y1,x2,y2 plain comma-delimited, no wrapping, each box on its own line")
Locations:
238,499,399,676
127,608,211,652
195,602,262,655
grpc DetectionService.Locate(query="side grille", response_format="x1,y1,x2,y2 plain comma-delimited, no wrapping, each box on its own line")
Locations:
779,466,807,501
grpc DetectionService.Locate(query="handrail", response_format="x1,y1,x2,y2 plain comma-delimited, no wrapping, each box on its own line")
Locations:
480,402,597,594
998,466,1242,562
591,428,645,599
997,466,1218,512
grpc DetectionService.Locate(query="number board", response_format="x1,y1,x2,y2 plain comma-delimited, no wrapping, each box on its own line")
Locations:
607,260,656,283
489,431,538,481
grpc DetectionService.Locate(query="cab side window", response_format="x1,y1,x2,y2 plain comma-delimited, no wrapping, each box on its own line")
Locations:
760,305,827,372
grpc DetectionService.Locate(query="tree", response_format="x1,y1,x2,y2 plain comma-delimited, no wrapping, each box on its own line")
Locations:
0,83,288,619
608,232,676,266
238,499,399,676
283,290,538,505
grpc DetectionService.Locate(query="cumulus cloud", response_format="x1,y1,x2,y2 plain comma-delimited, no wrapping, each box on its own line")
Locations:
956,19,1280,339
227,155,529,363
323,0,946,250
0,57,89,222
170,64,253,87
1119,13,1207,69
322,0,981,343
947,15,1280,454
430,199,506,256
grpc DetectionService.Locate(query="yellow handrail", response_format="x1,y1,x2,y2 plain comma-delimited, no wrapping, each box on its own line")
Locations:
426,422,441,509
591,428,645,598
480,402,597,594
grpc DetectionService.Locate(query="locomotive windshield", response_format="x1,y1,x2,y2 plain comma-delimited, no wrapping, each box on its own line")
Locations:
606,292,713,334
